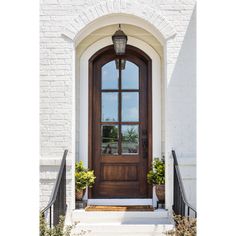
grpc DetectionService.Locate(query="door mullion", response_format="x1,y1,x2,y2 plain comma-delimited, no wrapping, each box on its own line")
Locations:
118,59,122,155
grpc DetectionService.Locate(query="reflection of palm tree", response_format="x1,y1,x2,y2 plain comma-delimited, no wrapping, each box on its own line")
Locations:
124,127,138,143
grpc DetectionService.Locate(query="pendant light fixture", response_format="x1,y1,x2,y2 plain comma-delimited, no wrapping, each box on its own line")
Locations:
112,24,128,55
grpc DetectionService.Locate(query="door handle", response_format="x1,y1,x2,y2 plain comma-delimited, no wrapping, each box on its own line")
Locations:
142,130,148,159
142,138,148,159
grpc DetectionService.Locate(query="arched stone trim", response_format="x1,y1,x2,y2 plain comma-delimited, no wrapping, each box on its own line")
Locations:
62,0,176,43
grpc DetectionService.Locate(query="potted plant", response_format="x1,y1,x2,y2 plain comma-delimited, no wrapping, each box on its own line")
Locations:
147,157,165,202
75,161,96,201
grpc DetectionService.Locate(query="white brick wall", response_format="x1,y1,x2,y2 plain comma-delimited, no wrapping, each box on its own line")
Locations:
166,5,196,157
40,0,196,209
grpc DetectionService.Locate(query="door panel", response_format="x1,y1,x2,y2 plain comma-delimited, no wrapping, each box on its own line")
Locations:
89,46,151,199
101,164,138,181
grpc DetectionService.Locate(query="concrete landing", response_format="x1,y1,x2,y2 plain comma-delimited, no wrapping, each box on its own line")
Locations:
71,209,174,236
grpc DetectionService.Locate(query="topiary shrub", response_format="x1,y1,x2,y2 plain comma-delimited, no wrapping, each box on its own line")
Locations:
147,157,165,185
75,161,96,191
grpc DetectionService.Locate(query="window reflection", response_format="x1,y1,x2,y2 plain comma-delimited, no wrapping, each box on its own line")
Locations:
122,92,139,122
102,61,119,89
122,61,139,89
101,125,119,155
102,92,118,122
100,59,141,156
121,125,139,154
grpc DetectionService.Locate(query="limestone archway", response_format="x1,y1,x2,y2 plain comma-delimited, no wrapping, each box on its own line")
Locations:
62,0,176,44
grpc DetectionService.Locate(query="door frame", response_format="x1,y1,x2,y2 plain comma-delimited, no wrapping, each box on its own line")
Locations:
88,45,153,199
76,36,162,206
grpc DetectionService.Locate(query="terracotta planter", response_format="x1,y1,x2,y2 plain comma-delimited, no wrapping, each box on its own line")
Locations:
155,185,165,202
76,189,85,201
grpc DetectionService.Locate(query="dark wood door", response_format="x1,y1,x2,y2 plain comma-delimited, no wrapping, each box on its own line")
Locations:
89,46,152,198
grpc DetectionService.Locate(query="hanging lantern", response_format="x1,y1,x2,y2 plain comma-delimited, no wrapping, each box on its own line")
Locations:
112,24,128,55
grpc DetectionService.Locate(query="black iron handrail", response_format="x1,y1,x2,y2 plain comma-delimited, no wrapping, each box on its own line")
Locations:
41,149,68,227
172,150,197,218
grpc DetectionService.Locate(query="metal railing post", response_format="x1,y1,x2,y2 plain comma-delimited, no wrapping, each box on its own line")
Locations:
41,150,68,228
172,150,197,218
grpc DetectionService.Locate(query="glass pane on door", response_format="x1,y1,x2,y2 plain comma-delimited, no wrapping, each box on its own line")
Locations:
122,92,139,122
121,61,139,89
102,61,119,89
101,125,118,155
102,92,118,122
121,125,139,154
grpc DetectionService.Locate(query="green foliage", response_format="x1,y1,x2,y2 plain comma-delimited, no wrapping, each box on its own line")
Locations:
124,127,138,143
102,125,118,143
75,161,96,191
165,214,197,236
40,214,72,236
75,161,86,172
40,213,47,236
147,157,165,185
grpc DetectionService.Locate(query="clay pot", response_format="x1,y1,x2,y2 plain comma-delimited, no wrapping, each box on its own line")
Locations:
155,185,165,202
76,189,85,201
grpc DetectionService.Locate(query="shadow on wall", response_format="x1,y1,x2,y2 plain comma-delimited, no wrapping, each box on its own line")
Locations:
168,6,196,159
167,6,196,207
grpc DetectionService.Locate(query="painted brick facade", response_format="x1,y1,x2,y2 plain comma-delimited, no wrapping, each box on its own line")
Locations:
40,0,196,209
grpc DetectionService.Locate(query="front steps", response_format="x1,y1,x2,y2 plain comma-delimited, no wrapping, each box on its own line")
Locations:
70,209,174,236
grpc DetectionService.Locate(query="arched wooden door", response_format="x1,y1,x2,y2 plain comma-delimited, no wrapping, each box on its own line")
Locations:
89,45,152,199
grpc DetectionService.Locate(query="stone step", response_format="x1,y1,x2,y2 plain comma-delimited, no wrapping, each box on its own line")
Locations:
71,223,174,236
72,209,170,224
70,209,174,235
